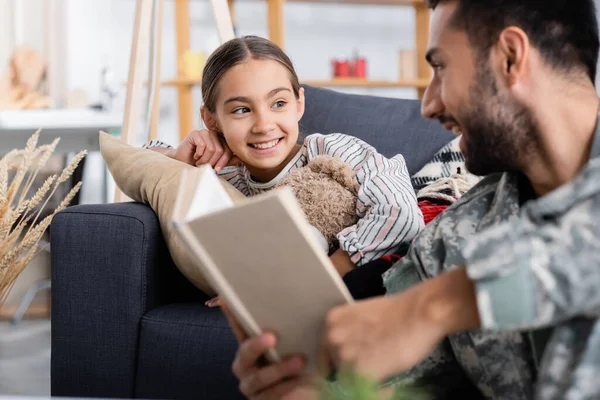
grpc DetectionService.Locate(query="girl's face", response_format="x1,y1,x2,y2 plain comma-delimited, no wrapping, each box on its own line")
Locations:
206,59,305,181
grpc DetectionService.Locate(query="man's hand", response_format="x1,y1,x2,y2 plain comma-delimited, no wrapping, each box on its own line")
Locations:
172,129,240,172
321,288,444,382
221,303,320,400
321,267,481,381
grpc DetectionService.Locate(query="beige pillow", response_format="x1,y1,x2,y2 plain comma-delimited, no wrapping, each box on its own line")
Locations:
99,131,245,296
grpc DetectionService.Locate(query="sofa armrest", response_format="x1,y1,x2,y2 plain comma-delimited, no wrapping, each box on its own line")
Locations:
50,202,186,398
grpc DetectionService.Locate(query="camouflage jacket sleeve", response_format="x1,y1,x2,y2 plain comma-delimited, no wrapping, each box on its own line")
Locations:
382,231,493,397
463,159,600,330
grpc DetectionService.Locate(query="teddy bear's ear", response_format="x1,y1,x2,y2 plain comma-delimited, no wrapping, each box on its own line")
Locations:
307,155,356,193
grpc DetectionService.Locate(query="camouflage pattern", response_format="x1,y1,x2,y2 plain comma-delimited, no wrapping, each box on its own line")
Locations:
383,119,600,399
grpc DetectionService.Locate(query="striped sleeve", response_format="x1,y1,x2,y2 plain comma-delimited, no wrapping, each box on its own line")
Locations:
217,167,251,196
305,133,424,266
142,140,174,149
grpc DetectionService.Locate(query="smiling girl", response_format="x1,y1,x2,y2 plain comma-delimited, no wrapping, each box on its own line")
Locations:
146,35,423,290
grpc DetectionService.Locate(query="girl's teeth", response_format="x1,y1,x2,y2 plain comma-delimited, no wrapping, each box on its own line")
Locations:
452,126,463,135
251,139,279,149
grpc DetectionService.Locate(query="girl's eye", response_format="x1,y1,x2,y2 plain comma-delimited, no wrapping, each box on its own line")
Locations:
232,107,250,114
272,100,287,109
431,62,444,72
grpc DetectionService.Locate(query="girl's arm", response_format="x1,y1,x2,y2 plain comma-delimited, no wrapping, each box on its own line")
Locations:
341,149,423,265
143,139,174,149
143,130,236,171
306,133,424,266
330,248,355,277
144,140,176,157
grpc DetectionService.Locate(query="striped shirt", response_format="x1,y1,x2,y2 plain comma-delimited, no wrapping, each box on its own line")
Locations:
145,133,424,266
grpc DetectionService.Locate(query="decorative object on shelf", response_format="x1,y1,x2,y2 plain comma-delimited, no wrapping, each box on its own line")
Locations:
353,55,367,79
100,66,119,112
179,50,207,80
0,47,51,110
331,51,368,79
399,49,417,81
0,130,86,306
332,58,351,78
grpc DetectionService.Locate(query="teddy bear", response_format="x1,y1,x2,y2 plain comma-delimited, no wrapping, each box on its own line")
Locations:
274,154,359,255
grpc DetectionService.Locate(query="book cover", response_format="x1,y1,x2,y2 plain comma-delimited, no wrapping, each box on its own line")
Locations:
171,166,353,372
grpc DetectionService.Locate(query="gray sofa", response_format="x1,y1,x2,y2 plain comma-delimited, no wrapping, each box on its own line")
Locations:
50,85,456,399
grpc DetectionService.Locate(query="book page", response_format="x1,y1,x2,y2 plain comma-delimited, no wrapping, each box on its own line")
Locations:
185,165,234,220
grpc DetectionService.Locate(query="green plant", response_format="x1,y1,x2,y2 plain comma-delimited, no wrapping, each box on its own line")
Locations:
318,368,429,400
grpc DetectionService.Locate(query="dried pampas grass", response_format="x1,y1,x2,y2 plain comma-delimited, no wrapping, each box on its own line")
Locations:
0,129,86,306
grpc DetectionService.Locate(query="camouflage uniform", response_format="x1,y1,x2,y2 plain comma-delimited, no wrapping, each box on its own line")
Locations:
383,119,600,399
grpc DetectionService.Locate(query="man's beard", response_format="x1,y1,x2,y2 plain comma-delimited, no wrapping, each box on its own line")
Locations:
459,60,539,176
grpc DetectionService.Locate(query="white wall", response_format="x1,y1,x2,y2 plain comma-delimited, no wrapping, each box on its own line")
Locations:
0,0,17,70
0,0,48,68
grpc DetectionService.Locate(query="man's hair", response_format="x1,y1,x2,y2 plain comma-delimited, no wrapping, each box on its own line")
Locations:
426,0,600,83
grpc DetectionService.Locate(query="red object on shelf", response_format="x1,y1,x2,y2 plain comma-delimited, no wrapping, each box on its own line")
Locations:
331,59,340,77
337,60,350,77
354,57,366,78
332,55,367,78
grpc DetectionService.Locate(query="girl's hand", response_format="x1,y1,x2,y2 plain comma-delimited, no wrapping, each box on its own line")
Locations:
205,296,223,307
172,129,240,172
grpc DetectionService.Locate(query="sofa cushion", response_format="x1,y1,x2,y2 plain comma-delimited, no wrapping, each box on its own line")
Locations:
299,85,455,175
99,131,245,297
136,303,244,400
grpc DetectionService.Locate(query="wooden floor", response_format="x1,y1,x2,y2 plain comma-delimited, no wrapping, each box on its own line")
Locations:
0,318,50,396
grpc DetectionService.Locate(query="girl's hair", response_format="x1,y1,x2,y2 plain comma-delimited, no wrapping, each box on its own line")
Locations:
201,35,301,113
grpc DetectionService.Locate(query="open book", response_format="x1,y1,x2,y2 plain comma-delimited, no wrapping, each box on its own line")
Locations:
170,166,353,372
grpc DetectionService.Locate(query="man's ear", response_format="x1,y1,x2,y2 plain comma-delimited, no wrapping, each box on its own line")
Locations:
493,27,530,87
296,86,305,121
201,106,221,133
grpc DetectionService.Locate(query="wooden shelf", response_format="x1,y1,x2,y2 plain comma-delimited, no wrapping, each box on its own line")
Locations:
0,302,50,319
302,78,430,88
233,0,424,5
162,77,202,86
158,77,430,89
284,0,424,6
167,0,430,140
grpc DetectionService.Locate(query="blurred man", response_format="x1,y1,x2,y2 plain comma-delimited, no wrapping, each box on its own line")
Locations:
227,0,600,398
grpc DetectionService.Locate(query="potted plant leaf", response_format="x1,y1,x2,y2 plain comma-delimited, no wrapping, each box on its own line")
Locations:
319,367,430,400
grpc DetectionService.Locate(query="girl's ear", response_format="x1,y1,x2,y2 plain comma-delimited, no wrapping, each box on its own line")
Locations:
296,86,305,121
201,106,221,133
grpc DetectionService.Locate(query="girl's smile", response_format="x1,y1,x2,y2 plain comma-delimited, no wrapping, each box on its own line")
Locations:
248,137,284,153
